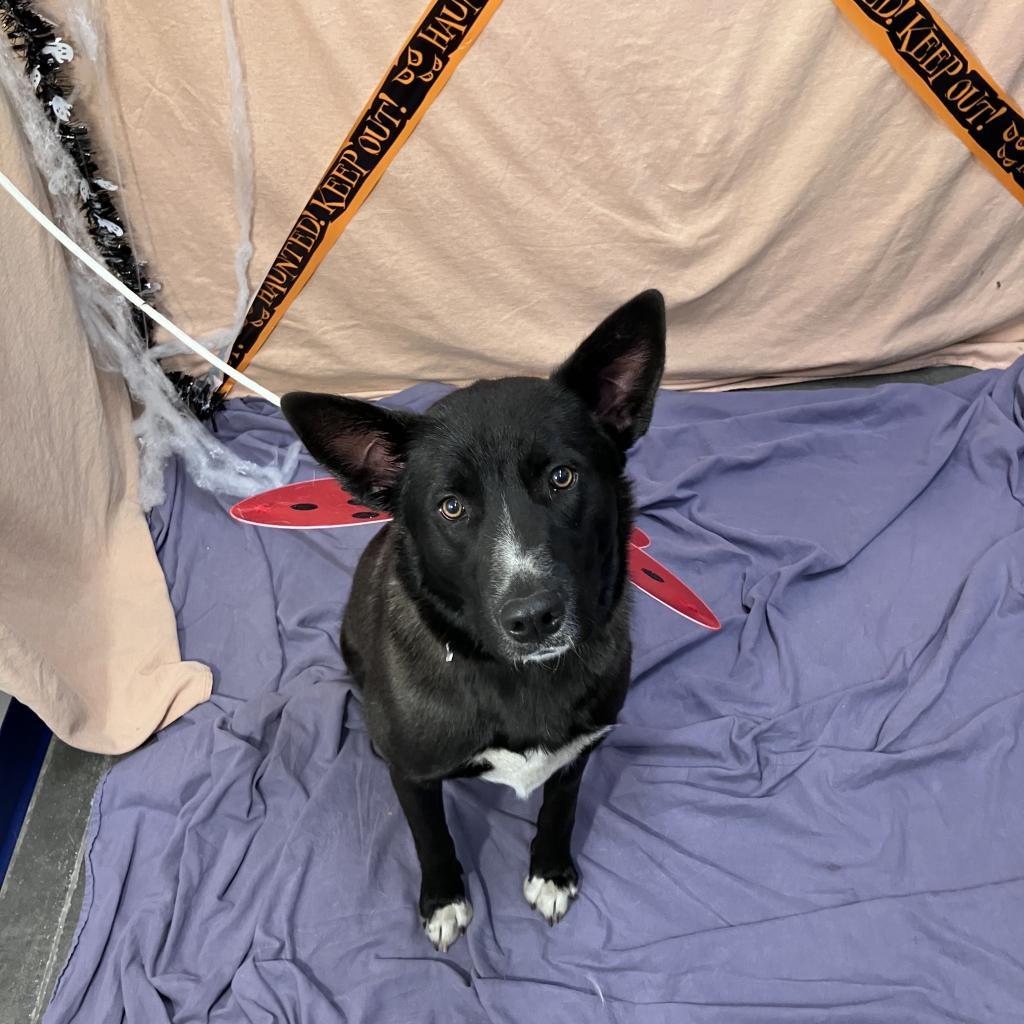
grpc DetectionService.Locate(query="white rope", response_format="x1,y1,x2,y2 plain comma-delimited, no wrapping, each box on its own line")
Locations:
0,167,281,407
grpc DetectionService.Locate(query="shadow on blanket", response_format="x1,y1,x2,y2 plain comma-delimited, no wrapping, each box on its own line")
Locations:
46,361,1024,1023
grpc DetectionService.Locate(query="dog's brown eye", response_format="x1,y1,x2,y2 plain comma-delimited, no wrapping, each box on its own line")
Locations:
439,496,465,520
550,466,576,490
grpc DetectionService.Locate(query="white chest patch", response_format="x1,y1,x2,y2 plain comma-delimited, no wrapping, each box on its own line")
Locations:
472,727,611,799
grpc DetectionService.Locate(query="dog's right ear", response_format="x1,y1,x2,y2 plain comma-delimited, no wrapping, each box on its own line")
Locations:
281,392,419,511
552,289,666,451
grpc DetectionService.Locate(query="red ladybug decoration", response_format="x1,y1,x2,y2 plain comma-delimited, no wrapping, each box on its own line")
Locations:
231,479,719,630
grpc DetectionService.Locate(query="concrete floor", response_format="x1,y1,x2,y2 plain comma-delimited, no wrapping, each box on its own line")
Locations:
753,362,977,392
0,739,114,1024
0,364,979,1023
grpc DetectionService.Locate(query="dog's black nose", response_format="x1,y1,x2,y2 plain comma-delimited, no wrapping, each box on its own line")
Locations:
500,591,565,643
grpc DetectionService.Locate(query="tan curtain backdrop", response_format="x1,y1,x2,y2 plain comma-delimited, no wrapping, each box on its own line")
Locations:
60,0,1024,398
0,89,211,754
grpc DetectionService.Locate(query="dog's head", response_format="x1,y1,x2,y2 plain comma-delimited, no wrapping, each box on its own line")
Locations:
282,290,666,665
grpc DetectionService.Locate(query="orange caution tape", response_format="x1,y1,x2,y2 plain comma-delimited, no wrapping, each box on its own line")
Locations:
834,0,1024,204
217,0,503,399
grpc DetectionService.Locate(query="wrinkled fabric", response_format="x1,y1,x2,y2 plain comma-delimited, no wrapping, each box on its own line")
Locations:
47,364,1024,1022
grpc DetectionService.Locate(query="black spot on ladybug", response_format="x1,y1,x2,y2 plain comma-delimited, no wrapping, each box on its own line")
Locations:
290,503,318,511
353,511,380,520
642,567,664,583
347,498,366,507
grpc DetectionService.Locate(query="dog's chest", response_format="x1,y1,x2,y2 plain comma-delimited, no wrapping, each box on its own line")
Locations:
470,727,611,799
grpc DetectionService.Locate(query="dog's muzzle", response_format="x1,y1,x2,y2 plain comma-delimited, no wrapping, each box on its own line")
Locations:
499,589,565,644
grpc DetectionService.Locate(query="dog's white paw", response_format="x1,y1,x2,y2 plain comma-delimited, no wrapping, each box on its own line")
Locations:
423,899,473,952
523,874,578,925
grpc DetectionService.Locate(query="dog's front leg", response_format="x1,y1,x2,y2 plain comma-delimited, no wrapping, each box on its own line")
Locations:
389,768,472,952
524,750,592,925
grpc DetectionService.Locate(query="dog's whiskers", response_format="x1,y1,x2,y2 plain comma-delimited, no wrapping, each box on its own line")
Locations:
567,636,592,672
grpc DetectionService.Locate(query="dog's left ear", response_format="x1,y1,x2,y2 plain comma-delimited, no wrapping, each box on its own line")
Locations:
281,391,419,511
552,289,666,450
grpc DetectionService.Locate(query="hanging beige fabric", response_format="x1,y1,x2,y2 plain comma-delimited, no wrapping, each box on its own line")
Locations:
59,0,1024,399
0,91,211,754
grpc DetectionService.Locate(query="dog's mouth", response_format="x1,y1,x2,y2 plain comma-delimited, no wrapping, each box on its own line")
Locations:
500,615,578,669
518,642,573,665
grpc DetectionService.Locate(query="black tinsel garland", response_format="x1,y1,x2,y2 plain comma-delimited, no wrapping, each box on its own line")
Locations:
1,0,220,417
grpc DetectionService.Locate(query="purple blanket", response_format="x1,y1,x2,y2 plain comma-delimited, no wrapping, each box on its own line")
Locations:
46,365,1024,1022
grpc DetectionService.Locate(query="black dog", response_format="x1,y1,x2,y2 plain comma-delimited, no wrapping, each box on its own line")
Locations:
282,290,666,951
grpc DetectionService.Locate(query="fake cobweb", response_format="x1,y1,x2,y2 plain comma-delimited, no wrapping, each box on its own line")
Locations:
0,0,299,508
